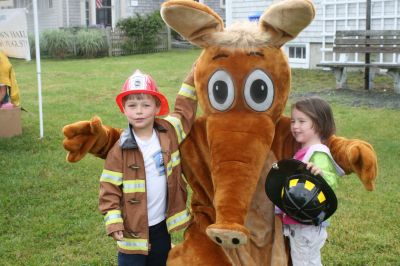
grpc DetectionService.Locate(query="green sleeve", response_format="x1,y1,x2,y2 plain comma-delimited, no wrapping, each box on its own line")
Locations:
309,152,340,190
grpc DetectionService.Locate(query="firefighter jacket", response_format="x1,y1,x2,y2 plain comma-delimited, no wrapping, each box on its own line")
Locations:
99,83,197,255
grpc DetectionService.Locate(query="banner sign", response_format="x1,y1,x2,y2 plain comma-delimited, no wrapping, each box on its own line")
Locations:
0,0,13,8
0,8,31,60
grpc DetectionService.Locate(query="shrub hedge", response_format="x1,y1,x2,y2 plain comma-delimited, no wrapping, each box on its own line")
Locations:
117,11,164,53
74,29,106,58
35,28,107,59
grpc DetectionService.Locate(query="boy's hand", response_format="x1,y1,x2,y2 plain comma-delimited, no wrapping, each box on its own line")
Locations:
306,162,323,176
111,230,124,241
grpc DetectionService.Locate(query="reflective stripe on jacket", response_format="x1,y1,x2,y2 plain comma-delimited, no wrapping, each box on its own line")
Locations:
99,83,196,255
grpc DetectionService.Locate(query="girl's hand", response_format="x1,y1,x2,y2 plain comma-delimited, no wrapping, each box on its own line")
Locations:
306,162,323,176
111,230,124,241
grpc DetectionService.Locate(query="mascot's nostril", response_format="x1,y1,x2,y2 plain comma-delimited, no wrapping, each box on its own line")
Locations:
232,238,240,245
215,237,222,244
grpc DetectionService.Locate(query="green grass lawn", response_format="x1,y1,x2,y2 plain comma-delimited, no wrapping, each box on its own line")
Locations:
1,49,399,265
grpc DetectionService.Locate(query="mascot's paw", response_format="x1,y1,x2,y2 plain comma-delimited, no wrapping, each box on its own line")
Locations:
206,223,249,248
62,116,108,162
329,136,378,191
167,225,232,266
346,141,377,191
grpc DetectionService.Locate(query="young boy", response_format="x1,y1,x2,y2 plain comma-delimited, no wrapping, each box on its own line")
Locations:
99,68,197,266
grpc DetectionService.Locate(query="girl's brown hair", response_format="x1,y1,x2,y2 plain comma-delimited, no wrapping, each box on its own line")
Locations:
292,96,336,141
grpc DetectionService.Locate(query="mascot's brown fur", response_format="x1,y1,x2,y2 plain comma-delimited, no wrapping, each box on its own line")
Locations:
63,0,377,265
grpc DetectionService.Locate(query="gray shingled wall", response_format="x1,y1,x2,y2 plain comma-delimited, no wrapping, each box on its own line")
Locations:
204,0,225,21
64,0,83,27
126,0,163,16
125,0,225,22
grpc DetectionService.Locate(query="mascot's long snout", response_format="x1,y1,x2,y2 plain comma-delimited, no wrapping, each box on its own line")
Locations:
205,112,275,248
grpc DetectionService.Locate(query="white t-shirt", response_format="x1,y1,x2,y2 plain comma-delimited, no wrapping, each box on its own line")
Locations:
133,129,167,226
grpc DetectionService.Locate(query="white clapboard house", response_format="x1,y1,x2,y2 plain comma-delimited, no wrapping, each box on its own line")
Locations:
227,0,400,69
1,0,224,33
2,0,398,69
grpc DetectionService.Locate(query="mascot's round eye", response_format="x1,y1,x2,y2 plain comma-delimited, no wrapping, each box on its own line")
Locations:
244,69,274,112
208,70,235,111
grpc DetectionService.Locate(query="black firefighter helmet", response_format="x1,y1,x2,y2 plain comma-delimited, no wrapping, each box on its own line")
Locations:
265,159,337,226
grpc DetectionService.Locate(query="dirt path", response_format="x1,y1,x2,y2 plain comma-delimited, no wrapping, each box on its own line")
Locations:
290,89,400,109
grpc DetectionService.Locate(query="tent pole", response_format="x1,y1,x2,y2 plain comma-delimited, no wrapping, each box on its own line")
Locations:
32,0,44,138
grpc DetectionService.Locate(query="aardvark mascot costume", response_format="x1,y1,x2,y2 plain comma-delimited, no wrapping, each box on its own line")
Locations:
62,0,377,265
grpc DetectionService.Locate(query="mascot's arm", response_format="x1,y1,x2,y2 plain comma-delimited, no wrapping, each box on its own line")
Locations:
62,116,122,163
163,63,197,142
327,136,377,191
272,116,299,160
62,66,196,163
273,116,377,191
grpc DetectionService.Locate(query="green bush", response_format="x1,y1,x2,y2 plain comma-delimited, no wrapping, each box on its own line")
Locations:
28,33,35,59
29,32,52,58
117,11,164,53
74,29,107,58
41,29,74,59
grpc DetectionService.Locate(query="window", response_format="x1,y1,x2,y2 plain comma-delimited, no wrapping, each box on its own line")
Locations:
285,43,309,68
38,0,53,9
14,0,29,8
85,0,89,26
289,46,306,59
96,0,111,27
220,0,225,8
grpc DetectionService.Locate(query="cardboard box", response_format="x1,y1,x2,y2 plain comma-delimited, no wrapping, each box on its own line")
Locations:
0,107,22,137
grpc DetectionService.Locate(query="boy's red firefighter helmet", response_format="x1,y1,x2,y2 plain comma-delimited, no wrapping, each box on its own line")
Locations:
116,69,169,115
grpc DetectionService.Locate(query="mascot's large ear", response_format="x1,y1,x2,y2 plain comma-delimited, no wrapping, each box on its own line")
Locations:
161,0,224,48
260,0,315,47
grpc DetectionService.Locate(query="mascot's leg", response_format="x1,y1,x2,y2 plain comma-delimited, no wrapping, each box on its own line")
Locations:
168,118,232,266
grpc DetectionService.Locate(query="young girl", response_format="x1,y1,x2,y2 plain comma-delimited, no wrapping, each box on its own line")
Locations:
282,96,344,266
